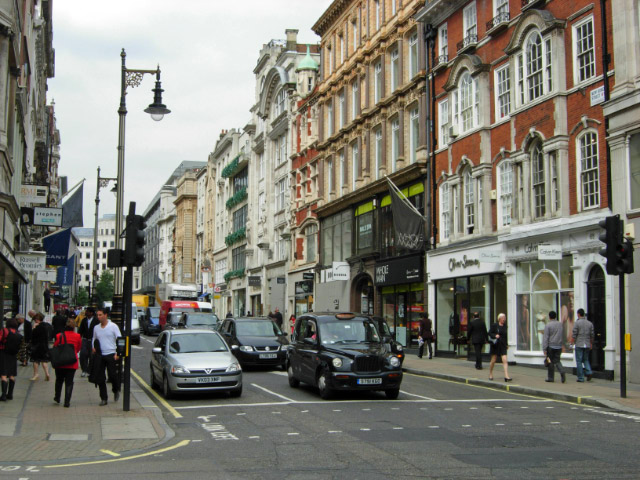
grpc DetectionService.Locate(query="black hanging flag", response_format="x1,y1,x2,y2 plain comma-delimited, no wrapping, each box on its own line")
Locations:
387,178,425,251
61,183,84,228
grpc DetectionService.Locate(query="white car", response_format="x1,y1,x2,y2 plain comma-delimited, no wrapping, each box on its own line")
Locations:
150,329,242,398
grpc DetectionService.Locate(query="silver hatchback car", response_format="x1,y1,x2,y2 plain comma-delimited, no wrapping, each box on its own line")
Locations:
150,329,242,398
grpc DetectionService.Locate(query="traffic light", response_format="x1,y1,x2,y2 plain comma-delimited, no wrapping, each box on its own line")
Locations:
124,214,147,267
598,215,634,275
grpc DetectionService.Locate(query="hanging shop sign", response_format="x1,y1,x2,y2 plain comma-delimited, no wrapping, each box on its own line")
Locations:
374,255,423,286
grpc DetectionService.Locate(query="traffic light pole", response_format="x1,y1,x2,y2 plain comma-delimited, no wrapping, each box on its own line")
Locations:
619,273,626,398
122,253,133,411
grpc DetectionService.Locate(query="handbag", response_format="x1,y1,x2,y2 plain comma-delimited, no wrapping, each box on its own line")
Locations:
50,332,76,368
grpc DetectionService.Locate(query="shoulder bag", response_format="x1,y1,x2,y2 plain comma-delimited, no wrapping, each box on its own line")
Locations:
50,332,76,368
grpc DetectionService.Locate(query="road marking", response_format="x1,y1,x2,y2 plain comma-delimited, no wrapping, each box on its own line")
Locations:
141,337,155,344
580,420,590,423
131,370,182,418
272,412,281,415
99,450,120,457
328,430,342,433
520,407,529,409
428,426,439,429
444,408,453,411
390,407,400,410
462,425,471,428
333,409,342,412
360,428,370,431
607,420,616,423
362,408,371,411
546,407,554,409
495,423,505,426
249,436,260,439
469,407,478,410
270,371,288,376
251,383,298,403
400,390,436,400
583,408,640,422
236,413,246,416
550,422,560,424
494,406,503,409
44,440,190,468
301,410,309,413
287,432,299,436
393,427,403,430
523,423,532,425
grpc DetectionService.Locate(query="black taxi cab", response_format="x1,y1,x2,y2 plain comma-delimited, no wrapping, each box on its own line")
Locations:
287,312,403,399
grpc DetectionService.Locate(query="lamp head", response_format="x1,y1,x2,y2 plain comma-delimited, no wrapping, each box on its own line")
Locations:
144,69,171,121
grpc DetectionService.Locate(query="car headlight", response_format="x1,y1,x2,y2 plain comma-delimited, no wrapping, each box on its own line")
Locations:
171,365,190,374
332,357,343,368
239,345,255,352
226,362,241,373
396,344,403,352
389,356,401,367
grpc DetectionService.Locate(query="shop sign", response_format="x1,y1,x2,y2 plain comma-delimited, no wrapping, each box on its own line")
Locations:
277,277,286,284
37,269,57,281
248,276,261,287
16,252,46,272
374,255,423,286
302,272,314,280
538,243,562,260
332,262,349,280
19,184,48,205
33,207,63,227
479,250,502,263
295,280,313,296
448,255,480,272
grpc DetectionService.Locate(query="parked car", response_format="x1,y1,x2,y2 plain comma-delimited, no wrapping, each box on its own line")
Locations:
370,316,404,365
218,317,289,368
141,306,162,335
287,312,403,400
178,312,220,331
150,329,242,398
164,312,185,330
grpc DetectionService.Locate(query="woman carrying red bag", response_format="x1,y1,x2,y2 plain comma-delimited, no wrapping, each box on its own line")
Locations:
52,319,82,407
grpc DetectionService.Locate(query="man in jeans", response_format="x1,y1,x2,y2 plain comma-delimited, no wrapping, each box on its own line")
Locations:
572,308,594,382
542,310,565,383
91,308,121,406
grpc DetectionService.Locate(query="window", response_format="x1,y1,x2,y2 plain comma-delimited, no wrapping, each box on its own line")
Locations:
374,60,383,102
339,150,346,190
518,31,553,105
259,152,265,179
439,23,448,59
232,205,247,232
410,107,419,164
498,162,513,227
306,224,317,262
375,0,381,30
274,134,287,165
440,183,450,240
409,33,418,78
550,151,559,212
531,142,546,218
351,80,359,120
391,118,400,172
233,167,248,194
463,2,477,41
339,35,345,64
495,65,511,120
232,245,245,271
321,210,352,264
454,72,479,133
352,19,359,49
390,47,399,91
375,128,383,179
574,17,595,84
327,101,334,136
102,241,106,248
464,170,475,234
495,0,509,15
274,89,286,117
352,141,359,190
215,258,227,285
328,158,334,192
339,90,345,128
275,178,286,211
327,44,333,74
630,133,640,210
439,99,449,147
578,132,600,209
391,0,397,15
356,207,374,254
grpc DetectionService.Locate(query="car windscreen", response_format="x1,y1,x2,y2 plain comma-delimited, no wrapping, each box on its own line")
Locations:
148,307,161,317
168,314,182,326
186,314,218,327
319,319,381,345
168,333,228,353
236,321,282,337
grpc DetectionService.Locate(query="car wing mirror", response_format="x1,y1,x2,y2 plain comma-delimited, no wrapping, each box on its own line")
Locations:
303,337,317,345
151,347,162,354
231,344,239,351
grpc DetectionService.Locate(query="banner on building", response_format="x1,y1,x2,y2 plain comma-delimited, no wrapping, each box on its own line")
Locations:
386,177,425,252
56,254,76,286
42,228,72,266
61,183,84,228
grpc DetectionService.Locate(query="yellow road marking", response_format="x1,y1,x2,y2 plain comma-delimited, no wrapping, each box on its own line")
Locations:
99,449,121,457
131,369,183,418
45,440,190,468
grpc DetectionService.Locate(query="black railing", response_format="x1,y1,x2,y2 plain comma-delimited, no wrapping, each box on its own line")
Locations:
435,54,449,67
486,11,510,31
456,34,478,52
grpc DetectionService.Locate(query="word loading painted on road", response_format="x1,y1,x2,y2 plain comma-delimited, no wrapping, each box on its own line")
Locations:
197,415,239,441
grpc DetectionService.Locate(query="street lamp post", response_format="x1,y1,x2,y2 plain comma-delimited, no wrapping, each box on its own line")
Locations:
92,167,117,306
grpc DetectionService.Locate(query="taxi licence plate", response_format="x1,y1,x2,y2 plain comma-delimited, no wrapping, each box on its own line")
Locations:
357,378,382,385
196,376,221,384
259,353,278,359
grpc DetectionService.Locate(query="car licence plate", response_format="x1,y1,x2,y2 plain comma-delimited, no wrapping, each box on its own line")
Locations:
357,378,382,385
259,353,278,359
196,376,221,384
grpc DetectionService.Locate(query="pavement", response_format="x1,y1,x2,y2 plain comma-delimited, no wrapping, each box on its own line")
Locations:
1,352,640,465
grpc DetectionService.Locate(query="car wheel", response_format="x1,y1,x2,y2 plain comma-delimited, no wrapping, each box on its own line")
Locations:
287,363,300,388
162,374,173,399
385,388,400,400
317,369,333,400
149,365,156,389
229,385,242,398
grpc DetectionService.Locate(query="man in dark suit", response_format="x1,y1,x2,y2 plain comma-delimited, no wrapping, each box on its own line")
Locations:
467,311,488,369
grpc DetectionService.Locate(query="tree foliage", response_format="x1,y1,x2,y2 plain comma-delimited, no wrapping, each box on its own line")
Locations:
96,271,114,307
76,287,89,306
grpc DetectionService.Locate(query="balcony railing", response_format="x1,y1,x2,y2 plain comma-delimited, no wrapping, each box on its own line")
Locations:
486,11,510,32
224,268,245,282
226,187,247,210
224,227,246,247
433,54,449,70
521,0,544,10
456,34,478,53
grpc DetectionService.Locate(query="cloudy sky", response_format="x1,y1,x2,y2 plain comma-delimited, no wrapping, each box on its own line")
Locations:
49,0,332,227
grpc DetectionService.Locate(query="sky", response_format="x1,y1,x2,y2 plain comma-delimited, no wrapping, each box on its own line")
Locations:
49,0,333,227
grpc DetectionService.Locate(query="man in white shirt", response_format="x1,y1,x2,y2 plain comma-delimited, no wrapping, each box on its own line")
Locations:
92,308,122,406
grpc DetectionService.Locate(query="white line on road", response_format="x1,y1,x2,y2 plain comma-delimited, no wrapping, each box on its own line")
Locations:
400,390,436,400
393,427,403,430
328,430,342,433
251,383,298,403
287,432,299,436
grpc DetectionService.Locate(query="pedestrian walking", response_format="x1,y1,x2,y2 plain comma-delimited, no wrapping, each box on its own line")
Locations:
572,308,594,382
289,315,296,336
273,308,283,330
52,319,82,407
467,311,488,369
77,307,98,377
226,311,233,318
543,310,565,383
0,318,21,401
43,288,51,313
91,308,122,406
52,309,67,338
488,313,512,382
16,313,32,366
30,313,51,381
417,314,434,359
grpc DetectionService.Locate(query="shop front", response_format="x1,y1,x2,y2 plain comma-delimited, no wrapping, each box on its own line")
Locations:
248,275,262,316
375,254,425,347
428,243,507,357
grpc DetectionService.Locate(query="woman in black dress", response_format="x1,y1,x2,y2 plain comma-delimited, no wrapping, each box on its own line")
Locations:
30,313,50,381
488,313,512,382
0,318,19,400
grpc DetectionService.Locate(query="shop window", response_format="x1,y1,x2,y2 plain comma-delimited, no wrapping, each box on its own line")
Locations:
355,202,375,254
321,210,352,265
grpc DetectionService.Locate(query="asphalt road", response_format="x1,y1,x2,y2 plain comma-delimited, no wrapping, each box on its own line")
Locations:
8,334,640,479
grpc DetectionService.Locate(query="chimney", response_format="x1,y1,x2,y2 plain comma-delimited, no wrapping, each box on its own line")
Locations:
286,29,298,51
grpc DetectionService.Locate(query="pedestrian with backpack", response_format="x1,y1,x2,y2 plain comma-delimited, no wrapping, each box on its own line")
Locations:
0,317,22,401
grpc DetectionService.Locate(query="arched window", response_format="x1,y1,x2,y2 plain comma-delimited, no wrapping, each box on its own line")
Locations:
577,131,600,210
440,183,450,241
497,161,513,227
531,141,546,218
517,30,553,106
453,71,478,133
274,89,286,117
463,169,475,234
